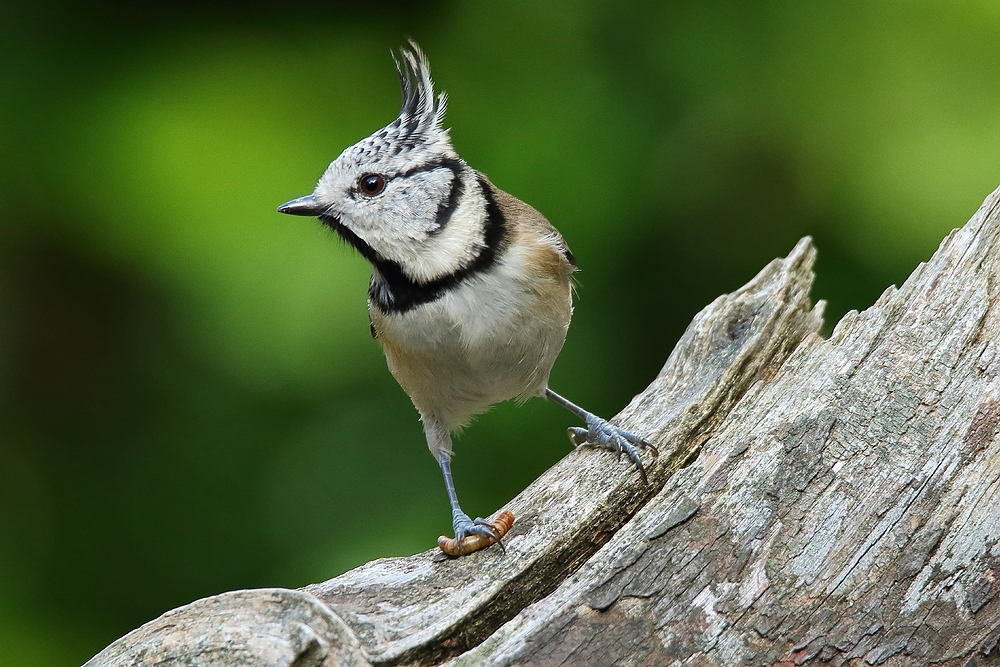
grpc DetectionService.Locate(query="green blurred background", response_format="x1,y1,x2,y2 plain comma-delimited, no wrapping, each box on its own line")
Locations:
2,1,998,663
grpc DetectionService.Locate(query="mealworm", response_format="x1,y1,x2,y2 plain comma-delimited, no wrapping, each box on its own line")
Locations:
437,510,515,557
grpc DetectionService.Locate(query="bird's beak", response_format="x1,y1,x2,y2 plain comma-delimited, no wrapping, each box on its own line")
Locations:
277,194,327,216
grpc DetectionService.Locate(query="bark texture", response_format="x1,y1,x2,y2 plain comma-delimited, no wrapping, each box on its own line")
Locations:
86,187,1000,667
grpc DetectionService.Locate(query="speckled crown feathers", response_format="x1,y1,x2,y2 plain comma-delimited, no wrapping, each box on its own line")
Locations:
359,41,452,160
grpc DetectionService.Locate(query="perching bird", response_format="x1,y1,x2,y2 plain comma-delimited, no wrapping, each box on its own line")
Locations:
279,42,655,556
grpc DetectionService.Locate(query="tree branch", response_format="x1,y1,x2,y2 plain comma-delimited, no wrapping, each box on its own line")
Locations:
87,186,1000,667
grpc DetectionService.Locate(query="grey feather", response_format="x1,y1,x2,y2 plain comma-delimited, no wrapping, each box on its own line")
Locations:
392,41,448,143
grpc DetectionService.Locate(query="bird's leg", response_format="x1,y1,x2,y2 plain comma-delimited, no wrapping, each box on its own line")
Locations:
437,453,507,555
545,388,658,485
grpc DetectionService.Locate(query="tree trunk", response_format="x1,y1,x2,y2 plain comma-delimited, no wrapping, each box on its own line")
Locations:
86,187,1000,667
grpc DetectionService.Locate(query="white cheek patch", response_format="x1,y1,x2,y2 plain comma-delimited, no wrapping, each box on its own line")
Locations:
387,169,456,237
353,168,458,269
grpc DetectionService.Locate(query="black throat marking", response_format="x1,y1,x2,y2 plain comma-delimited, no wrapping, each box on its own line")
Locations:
320,172,508,315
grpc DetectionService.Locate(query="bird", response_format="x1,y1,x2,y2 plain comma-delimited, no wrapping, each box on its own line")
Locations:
278,42,656,556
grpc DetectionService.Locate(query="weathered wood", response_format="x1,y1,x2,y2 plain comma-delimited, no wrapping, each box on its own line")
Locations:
86,589,371,667
445,187,1000,667
86,187,1000,667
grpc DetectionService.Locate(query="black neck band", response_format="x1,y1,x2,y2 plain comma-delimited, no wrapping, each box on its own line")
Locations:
322,173,507,315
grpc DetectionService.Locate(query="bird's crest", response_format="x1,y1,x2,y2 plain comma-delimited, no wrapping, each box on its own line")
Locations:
378,41,452,157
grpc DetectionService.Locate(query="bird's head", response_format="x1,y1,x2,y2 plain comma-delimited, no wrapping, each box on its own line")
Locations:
279,42,492,287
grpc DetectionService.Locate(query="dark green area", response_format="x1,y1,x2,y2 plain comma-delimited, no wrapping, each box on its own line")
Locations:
2,1,998,663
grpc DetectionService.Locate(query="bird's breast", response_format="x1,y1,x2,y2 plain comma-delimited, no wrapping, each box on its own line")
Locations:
369,244,572,427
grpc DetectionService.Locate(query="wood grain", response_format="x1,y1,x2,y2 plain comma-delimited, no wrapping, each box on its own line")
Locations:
87,186,1000,667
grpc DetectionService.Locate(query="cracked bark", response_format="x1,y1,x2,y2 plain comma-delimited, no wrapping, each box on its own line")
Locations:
87,187,1000,667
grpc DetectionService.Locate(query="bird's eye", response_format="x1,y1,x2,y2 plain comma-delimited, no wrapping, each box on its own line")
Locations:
359,174,386,196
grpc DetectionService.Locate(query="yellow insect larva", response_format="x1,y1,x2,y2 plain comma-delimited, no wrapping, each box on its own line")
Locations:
437,510,515,557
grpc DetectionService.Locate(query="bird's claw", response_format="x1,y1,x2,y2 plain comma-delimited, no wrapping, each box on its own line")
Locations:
567,417,658,485
438,511,514,557
458,512,505,550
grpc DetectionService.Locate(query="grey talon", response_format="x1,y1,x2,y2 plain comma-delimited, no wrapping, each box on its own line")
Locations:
546,388,656,484
567,427,589,447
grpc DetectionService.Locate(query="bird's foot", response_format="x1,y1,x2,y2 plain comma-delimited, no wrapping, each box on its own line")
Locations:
568,416,658,485
438,510,515,558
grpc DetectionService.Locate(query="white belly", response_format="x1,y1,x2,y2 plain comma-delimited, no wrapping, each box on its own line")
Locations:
373,254,572,429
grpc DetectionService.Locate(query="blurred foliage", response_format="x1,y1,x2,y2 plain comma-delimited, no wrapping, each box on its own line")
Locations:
2,1,999,663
